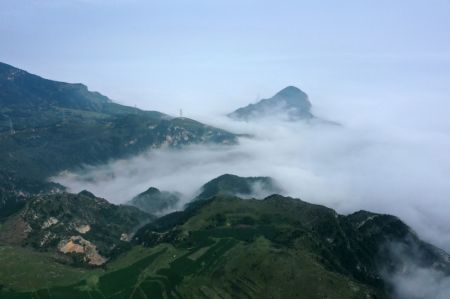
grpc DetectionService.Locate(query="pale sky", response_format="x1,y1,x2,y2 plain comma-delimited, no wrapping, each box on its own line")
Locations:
1,0,450,124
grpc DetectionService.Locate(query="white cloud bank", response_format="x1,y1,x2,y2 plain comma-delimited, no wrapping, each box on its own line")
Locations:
54,112,450,253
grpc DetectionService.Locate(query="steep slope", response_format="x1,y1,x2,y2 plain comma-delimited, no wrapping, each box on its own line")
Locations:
229,86,314,121
0,190,153,266
126,187,181,215
0,62,237,180
195,174,282,200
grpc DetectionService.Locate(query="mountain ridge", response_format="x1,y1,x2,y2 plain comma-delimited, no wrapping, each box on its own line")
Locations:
1,174,449,298
0,62,238,180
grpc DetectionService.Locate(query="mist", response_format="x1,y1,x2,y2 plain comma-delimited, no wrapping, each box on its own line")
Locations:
54,95,450,254
51,87,450,299
389,266,450,299
381,242,450,299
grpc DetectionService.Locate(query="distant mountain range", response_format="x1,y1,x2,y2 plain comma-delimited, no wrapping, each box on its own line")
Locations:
229,86,315,121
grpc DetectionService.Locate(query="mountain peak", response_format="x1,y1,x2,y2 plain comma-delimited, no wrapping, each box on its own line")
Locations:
274,86,307,98
228,86,314,121
142,187,161,195
127,187,180,215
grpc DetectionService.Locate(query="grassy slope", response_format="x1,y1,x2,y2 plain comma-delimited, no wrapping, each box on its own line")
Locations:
0,246,96,290
0,237,382,299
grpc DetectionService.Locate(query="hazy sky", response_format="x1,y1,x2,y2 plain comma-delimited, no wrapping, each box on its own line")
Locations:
1,0,450,118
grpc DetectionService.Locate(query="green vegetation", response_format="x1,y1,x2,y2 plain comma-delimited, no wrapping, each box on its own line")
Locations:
0,191,153,265
0,62,237,181
0,61,448,298
0,225,381,298
1,192,450,298
134,194,450,298
0,171,65,219
0,246,95,291
0,249,164,299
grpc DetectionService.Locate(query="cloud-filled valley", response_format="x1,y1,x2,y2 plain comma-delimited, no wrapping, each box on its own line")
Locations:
54,102,450,253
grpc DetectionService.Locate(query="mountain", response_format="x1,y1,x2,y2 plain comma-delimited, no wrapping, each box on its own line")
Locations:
133,195,450,298
229,86,315,121
126,187,181,215
195,174,283,200
0,62,448,298
0,190,152,266
0,62,237,180
1,183,449,297
125,174,281,216
0,62,114,113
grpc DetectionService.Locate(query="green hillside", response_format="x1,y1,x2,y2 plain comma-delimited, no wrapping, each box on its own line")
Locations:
0,62,237,180
2,191,449,298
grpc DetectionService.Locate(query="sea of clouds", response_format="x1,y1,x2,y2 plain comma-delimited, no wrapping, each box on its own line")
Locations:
53,91,450,297
55,112,450,251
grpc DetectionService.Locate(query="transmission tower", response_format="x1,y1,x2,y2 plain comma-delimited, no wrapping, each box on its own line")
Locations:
8,118,15,135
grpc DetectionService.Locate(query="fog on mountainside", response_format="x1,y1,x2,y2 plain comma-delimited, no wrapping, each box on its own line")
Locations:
55,86,450,256
1,61,449,297
2,1,450,297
